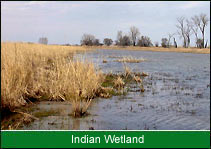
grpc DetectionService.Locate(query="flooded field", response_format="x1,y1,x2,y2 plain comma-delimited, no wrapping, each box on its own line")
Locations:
22,49,210,130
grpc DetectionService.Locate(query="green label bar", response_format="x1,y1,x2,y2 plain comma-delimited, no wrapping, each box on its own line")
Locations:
1,131,210,148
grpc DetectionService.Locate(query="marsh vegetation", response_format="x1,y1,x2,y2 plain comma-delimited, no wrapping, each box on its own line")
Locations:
1,43,210,130
1,43,147,129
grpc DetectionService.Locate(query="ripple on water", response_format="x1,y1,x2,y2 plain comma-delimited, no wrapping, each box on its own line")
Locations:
22,50,210,130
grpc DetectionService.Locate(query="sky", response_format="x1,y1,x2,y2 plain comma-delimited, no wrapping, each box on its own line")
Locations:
1,1,210,46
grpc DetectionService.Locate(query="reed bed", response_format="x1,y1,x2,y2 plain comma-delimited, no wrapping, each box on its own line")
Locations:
114,56,147,63
1,42,151,126
1,42,103,117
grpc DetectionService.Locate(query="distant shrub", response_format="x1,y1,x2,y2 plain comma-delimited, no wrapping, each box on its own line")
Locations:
196,38,203,48
161,38,168,48
137,36,153,47
38,37,48,45
155,42,159,47
80,34,95,46
103,38,113,46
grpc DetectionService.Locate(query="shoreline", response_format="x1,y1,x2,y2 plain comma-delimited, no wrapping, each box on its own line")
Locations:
2,42,209,54
88,46,210,54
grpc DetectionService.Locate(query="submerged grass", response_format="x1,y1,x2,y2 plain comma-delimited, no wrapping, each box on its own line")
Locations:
33,109,59,118
100,64,148,97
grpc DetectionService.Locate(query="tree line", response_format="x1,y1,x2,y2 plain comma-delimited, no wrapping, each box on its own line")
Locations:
38,13,209,48
161,13,209,48
80,13,209,48
176,13,209,48
80,27,153,47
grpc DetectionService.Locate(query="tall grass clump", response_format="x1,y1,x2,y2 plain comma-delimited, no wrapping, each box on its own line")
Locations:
45,60,104,117
1,42,102,117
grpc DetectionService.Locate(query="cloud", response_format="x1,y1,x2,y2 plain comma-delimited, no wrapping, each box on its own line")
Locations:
1,1,210,45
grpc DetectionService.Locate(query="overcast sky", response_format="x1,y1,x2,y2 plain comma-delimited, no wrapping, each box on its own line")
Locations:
1,1,210,46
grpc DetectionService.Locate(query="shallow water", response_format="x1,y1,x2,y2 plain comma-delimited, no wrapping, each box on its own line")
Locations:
22,49,210,130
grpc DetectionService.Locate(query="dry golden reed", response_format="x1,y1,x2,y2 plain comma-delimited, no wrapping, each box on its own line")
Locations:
115,56,146,63
114,76,125,90
1,42,103,117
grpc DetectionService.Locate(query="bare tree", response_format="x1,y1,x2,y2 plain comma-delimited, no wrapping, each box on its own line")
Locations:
191,14,209,48
129,26,140,46
173,37,177,48
116,31,123,45
38,37,48,45
167,33,175,48
121,35,131,46
103,38,113,46
80,34,96,46
198,14,209,48
184,19,192,48
176,17,187,48
205,40,208,48
191,16,199,47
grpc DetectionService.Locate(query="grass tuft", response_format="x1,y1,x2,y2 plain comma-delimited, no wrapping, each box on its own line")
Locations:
115,56,147,63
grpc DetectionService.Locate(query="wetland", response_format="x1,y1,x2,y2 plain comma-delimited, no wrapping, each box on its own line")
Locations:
6,49,209,130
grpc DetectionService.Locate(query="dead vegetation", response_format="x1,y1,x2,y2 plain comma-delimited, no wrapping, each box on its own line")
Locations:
1,42,150,129
114,76,125,90
1,110,39,130
103,59,107,63
114,56,147,63
1,42,103,120
134,76,142,83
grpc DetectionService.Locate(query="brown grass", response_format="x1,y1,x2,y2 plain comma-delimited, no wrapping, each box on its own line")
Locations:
114,76,125,90
115,56,147,63
103,59,107,63
133,76,142,83
90,46,210,54
1,42,103,117
123,63,132,78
